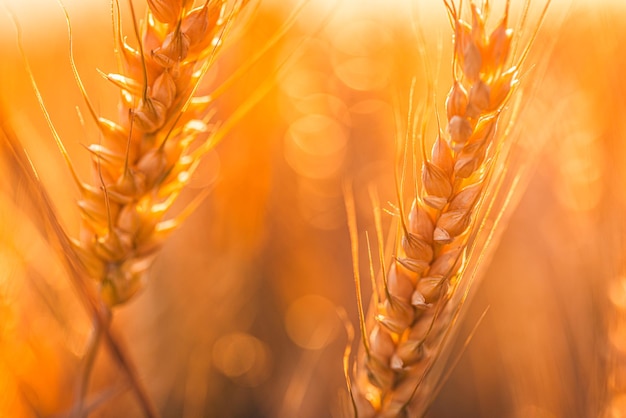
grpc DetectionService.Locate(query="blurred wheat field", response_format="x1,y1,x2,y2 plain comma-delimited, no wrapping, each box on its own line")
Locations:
0,0,625,417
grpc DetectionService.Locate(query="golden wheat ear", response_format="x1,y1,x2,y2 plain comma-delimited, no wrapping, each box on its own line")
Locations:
63,0,320,308
346,1,554,416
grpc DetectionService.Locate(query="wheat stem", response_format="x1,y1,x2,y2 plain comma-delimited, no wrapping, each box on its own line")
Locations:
70,318,104,418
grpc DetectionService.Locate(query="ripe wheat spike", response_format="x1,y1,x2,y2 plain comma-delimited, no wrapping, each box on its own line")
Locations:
68,0,252,307
345,1,550,417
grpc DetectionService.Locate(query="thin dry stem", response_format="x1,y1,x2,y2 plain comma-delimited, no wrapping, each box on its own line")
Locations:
0,120,157,418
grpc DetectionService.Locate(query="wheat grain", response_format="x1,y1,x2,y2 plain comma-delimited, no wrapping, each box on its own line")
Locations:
348,1,549,416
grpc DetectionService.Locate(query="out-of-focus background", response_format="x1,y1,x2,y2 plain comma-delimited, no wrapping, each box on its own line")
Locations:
0,0,625,417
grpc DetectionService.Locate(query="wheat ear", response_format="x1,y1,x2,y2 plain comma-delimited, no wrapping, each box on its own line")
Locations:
59,0,251,307
348,1,549,417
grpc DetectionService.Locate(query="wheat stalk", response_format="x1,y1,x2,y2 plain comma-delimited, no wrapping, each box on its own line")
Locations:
6,0,257,415
345,1,550,417
69,2,253,415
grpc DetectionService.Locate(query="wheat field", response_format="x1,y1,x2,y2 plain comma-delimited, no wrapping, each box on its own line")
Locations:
0,0,624,417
